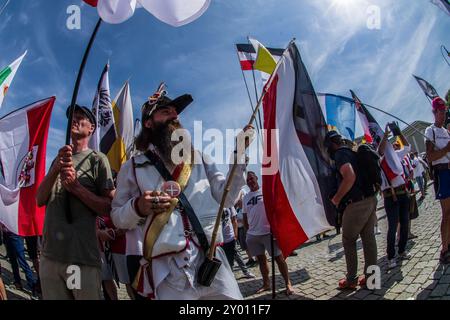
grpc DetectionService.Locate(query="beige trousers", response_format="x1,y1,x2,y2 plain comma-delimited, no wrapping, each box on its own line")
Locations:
40,255,102,300
341,196,378,282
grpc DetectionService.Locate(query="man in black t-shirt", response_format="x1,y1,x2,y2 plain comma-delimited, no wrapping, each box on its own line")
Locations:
324,131,378,290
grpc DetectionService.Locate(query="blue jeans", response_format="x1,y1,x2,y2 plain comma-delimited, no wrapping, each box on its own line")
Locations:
3,232,36,289
415,176,424,194
384,194,410,260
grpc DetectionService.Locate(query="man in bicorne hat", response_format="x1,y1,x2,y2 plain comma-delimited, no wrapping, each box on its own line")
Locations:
111,84,254,299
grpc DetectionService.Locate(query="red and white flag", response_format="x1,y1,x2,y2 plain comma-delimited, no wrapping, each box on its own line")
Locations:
261,42,334,257
235,43,284,71
0,97,55,236
350,90,404,182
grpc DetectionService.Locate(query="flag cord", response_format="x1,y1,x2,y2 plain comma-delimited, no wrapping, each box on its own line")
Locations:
234,49,262,138
206,39,296,261
247,36,264,133
0,0,9,17
440,45,450,68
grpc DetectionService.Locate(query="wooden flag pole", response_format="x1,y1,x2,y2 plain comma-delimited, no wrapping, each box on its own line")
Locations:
207,39,295,261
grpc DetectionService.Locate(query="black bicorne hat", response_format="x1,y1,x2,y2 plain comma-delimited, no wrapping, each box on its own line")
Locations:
141,82,193,121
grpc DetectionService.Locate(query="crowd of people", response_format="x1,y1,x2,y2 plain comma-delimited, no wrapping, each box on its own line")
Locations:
325,96,450,289
0,89,448,300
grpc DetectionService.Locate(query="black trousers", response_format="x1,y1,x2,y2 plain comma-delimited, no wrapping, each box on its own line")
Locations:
222,240,237,267
384,194,410,260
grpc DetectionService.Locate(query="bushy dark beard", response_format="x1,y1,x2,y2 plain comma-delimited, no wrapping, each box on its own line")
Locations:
149,119,183,165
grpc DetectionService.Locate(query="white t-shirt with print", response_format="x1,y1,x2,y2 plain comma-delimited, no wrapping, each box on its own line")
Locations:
424,125,450,165
412,158,424,178
242,189,270,236
236,208,244,228
221,207,237,244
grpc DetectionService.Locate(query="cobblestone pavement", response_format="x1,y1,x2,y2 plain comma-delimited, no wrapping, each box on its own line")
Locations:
1,187,448,300
234,190,450,300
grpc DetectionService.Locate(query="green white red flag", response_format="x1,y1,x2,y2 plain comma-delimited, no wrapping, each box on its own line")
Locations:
0,51,27,109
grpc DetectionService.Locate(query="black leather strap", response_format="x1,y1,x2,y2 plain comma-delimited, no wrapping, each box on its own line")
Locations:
144,150,210,254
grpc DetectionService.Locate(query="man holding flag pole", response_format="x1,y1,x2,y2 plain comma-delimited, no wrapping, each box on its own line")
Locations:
351,91,413,270
36,104,115,300
111,83,255,300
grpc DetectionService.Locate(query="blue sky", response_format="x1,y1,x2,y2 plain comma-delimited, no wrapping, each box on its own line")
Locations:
0,0,449,174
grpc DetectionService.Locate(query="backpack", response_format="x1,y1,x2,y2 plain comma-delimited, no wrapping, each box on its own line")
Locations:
355,144,382,197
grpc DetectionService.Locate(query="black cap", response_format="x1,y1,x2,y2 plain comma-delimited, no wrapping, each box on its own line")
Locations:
324,130,342,147
141,94,193,121
66,104,96,132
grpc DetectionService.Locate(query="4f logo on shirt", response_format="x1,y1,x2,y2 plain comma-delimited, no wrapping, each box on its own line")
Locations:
247,195,263,206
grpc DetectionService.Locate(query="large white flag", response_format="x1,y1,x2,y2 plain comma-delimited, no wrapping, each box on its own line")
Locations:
0,97,55,236
138,0,211,27
0,51,27,109
95,0,211,26
97,0,137,24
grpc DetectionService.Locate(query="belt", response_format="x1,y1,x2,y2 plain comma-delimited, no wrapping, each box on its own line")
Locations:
343,194,368,207
383,185,407,198
433,163,450,171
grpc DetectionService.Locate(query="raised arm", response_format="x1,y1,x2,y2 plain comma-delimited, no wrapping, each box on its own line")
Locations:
377,125,390,156
36,145,70,207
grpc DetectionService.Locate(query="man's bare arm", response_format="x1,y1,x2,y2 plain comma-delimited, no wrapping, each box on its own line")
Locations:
426,140,450,163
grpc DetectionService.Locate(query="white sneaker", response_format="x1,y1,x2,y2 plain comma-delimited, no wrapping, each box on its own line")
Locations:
399,252,412,260
244,272,256,279
388,259,397,269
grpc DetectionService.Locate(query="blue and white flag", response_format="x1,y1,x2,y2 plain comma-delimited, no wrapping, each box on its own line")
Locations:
317,93,356,141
